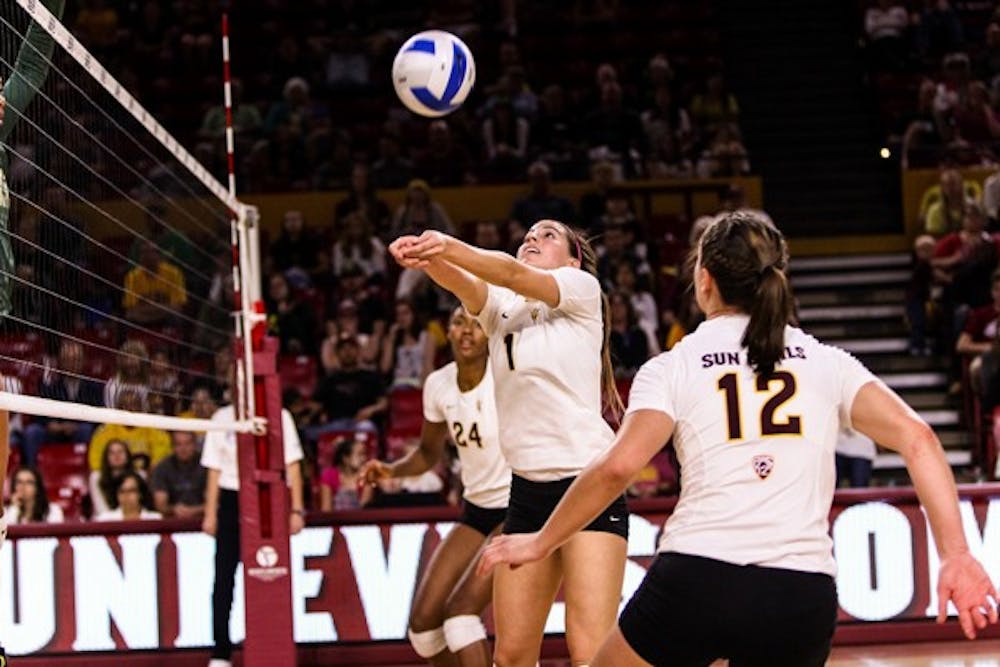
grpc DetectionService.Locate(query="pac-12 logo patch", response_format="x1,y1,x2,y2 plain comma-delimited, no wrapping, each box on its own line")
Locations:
752,455,774,479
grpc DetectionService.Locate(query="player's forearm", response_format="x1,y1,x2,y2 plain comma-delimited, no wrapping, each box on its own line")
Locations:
389,447,434,478
1,0,64,142
286,462,304,512
904,428,969,559
439,237,521,288
204,469,221,517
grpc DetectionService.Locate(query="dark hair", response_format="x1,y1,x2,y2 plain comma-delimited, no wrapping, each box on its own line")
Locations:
116,471,154,511
698,211,792,377
334,436,365,469
13,466,50,522
99,439,133,510
561,224,625,419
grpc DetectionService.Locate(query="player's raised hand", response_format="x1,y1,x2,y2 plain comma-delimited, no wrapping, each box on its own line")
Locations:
403,230,450,260
936,550,999,639
360,459,392,486
477,532,550,576
388,235,426,269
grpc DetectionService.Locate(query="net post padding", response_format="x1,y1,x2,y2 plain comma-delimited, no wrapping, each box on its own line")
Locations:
236,336,295,667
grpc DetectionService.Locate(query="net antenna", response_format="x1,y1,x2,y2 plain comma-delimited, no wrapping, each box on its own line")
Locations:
0,0,263,434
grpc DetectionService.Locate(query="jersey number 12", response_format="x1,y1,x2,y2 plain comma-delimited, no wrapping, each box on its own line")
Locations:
717,371,802,440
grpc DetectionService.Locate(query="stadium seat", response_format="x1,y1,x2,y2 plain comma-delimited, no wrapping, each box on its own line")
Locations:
36,442,89,521
278,355,318,399
388,387,423,438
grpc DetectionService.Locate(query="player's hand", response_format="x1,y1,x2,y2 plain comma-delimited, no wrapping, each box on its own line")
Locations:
403,230,450,261
360,459,392,486
388,235,427,269
202,514,217,536
477,532,551,576
289,511,305,535
936,550,999,639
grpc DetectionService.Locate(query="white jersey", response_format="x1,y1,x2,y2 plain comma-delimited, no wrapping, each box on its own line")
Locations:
476,267,615,480
201,405,304,491
423,362,510,508
626,314,878,576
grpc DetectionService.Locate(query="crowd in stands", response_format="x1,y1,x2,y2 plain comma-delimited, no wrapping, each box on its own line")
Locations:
63,0,748,191
0,0,766,522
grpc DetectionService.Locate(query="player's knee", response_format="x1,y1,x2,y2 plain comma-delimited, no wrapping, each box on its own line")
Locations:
443,614,486,653
407,625,447,659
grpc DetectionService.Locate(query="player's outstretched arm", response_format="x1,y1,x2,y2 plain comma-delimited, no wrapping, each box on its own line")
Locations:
1,0,65,143
361,420,449,485
478,409,673,574
389,235,488,313
402,231,563,308
851,381,999,639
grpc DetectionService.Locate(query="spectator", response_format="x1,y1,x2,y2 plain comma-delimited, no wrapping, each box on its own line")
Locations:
582,80,647,178
334,162,390,233
380,298,435,388
322,298,381,371
265,272,317,356
89,439,135,517
319,434,374,511
695,123,751,178
387,179,456,241
104,340,151,410
919,168,979,236
864,0,909,70
333,265,389,346
89,388,172,472
613,261,660,355
151,430,206,519
578,161,620,232
22,340,102,466
331,212,387,280
473,220,505,251
123,242,187,324
177,385,219,445
532,84,583,180
195,245,235,350
264,76,328,140
304,333,387,439
485,65,539,121
596,222,651,288
976,22,1000,81
128,207,200,288
509,161,576,228
932,52,973,140
96,472,162,520
74,0,119,52
325,31,371,90
413,120,474,187
148,348,181,415
608,290,651,378
690,72,741,142
370,134,413,189
641,86,693,166
907,234,937,356
270,210,323,283
197,78,261,157
590,186,642,240
952,81,1000,144
901,79,945,169
718,183,773,225
915,0,964,62
835,427,876,488
956,268,1000,384
5,466,64,523
482,98,530,182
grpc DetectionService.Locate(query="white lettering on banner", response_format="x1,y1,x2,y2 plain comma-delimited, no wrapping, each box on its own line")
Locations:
341,523,429,640
172,532,215,648
290,528,336,642
71,534,161,651
924,499,1000,618
833,503,914,621
0,538,57,655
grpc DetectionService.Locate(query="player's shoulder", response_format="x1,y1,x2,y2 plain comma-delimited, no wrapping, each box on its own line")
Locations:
425,361,457,389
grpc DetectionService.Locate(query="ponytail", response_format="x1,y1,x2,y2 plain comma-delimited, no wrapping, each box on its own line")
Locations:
700,212,792,378
561,224,624,420
741,265,792,378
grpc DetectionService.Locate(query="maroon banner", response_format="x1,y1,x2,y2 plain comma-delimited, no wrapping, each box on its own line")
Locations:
3,486,1000,662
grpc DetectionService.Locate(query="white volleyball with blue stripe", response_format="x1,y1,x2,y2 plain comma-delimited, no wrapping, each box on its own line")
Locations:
392,30,476,118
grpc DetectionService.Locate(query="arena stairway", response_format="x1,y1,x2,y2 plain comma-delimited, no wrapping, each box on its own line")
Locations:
789,252,977,483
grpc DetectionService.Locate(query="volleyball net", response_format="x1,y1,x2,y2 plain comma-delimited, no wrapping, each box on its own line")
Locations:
0,0,261,433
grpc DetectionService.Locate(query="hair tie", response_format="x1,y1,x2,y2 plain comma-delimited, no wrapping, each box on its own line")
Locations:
758,263,775,278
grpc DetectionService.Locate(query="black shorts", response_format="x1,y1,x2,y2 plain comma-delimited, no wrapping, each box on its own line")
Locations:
503,474,629,540
619,552,837,667
458,500,507,536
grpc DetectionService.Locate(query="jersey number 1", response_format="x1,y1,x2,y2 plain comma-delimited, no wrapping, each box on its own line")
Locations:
717,371,802,440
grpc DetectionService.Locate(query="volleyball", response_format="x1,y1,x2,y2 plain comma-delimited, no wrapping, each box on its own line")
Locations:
392,30,475,118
